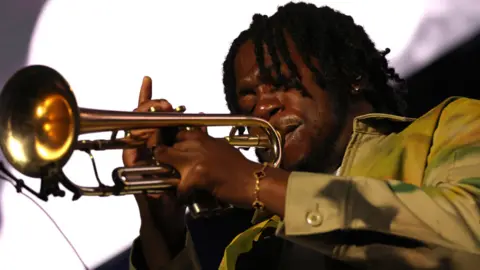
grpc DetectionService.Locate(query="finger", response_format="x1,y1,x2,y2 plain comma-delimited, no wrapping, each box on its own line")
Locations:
198,112,209,134
176,129,208,142
128,130,155,141
124,157,167,200
134,99,174,113
138,76,153,105
176,172,200,200
153,146,190,171
129,128,160,142
172,140,203,152
134,189,173,218
131,99,176,144
176,166,212,202
147,193,162,199
122,148,138,167
134,193,153,220
122,147,153,167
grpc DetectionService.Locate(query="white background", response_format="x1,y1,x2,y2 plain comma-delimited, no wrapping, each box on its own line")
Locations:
0,0,478,269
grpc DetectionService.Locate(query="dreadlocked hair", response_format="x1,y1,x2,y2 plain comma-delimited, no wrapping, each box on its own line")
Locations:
222,2,407,116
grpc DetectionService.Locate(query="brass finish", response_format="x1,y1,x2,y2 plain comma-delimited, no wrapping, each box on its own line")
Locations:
0,65,283,217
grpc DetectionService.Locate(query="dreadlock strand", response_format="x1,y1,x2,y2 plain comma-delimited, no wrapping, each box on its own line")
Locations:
269,9,303,82
264,20,283,82
251,14,269,79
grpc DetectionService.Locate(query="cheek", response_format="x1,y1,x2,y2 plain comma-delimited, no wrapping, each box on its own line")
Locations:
296,101,337,153
304,96,336,133
237,97,256,113
282,90,304,110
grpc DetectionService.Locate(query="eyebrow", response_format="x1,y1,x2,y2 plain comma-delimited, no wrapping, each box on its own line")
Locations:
262,63,294,83
237,63,293,93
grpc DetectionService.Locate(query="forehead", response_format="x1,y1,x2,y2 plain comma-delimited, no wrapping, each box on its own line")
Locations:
233,40,257,81
233,34,307,81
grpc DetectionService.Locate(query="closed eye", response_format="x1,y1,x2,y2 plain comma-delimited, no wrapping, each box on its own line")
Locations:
280,78,311,98
273,77,302,91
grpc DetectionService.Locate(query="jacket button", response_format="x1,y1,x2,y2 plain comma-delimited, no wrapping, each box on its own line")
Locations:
306,211,323,227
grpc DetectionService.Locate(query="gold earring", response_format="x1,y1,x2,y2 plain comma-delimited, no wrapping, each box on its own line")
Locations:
352,86,361,94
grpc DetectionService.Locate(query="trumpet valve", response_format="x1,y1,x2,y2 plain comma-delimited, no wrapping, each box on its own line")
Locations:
175,105,186,113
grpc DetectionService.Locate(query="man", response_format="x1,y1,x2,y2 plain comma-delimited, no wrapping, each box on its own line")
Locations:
125,2,480,269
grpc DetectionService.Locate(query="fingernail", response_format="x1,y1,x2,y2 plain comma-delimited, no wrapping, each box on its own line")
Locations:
147,194,162,199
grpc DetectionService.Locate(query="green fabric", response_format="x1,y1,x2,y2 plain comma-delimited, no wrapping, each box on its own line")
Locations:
218,215,281,270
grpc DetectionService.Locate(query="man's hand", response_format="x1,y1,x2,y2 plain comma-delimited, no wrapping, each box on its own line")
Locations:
122,76,186,268
152,129,264,208
123,76,175,172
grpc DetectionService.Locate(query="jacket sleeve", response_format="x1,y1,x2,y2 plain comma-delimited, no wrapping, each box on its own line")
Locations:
130,232,201,270
276,98,480,258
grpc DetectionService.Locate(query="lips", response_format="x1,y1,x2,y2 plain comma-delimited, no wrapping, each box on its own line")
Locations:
284,124,303,148
283,124,299,136
284,124,300,139
271,115,304,146
255,115,303,162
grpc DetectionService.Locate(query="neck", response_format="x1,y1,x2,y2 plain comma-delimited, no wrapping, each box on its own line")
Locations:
329,99,374,173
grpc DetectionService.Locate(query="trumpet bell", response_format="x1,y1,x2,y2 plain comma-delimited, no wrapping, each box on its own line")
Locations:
0,65,79,178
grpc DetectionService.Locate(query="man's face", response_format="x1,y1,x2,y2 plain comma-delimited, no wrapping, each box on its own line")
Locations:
233,36,347,173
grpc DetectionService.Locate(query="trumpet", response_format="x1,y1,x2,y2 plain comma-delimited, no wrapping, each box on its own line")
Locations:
0,65,283,218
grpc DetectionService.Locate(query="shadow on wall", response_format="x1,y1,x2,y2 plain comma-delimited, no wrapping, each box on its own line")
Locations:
0,0,46,231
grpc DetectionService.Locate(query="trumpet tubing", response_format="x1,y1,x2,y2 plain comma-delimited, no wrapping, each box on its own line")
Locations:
77,107,277,151
0,65,283,218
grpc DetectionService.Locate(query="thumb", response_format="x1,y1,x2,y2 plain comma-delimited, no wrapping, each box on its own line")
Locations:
122,148,138,167
138,76,153,105
122,147,152,167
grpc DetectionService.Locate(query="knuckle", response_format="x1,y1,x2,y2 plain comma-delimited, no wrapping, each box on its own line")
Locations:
179,130,205,140
134,100,172,113
151,99,173,111
185,141,201,151
174,140,202,151
194,140,203,147
191,162,208,177
153,145,167,157
122,151,135,166
192,130,205,137
130,129,147,136
157,98,172,106
133,103,151,112
171,141,186,151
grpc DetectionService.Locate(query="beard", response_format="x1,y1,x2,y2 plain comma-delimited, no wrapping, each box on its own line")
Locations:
294,118,345,173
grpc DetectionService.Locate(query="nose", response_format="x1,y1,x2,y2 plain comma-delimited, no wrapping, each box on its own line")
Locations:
254,93,284,120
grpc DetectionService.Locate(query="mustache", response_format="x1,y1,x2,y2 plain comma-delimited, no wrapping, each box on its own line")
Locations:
271,115,304,136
